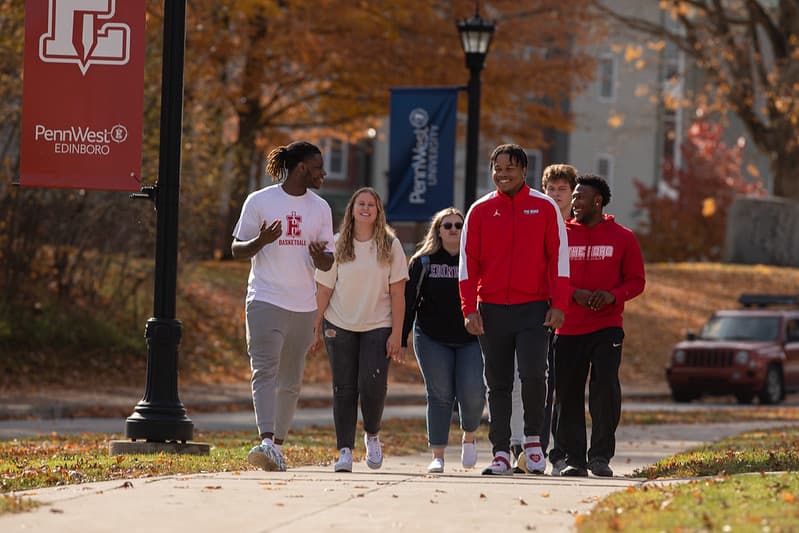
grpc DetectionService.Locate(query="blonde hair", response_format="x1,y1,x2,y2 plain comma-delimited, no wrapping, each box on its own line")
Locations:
336,187,396,264
409,207,464,263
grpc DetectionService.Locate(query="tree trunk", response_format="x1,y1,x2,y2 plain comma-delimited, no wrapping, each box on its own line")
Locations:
213,14,268,260
771,149,799,202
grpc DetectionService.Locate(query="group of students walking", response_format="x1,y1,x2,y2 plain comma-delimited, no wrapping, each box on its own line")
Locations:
231,140,645,478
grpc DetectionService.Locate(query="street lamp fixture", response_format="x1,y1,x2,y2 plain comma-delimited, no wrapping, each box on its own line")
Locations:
457,5,495,209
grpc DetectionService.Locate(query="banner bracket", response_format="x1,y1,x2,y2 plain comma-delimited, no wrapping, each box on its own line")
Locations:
130,185,156,203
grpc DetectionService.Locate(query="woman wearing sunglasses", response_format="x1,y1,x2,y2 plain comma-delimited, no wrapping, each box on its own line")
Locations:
402,207,485,473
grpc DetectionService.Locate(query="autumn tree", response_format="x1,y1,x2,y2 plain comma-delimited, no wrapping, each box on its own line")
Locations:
593,0,799,201
179,0,598,256
634,118,766,261
0,0,599,294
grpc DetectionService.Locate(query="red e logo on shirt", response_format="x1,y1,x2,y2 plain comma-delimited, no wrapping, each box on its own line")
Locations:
286,211,302,237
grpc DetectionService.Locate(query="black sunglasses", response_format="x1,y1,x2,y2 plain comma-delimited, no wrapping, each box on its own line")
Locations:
441,222,463,230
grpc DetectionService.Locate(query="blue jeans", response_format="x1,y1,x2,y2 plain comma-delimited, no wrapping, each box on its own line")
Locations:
323,320,391,450
413,325,485,448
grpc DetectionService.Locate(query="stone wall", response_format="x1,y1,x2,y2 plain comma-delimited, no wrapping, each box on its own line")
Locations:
724,197,799,266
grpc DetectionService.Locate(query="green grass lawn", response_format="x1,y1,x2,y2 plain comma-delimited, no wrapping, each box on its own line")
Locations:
0,419,435,495
578,426,799,532
4,408,799,526
580,473,799,532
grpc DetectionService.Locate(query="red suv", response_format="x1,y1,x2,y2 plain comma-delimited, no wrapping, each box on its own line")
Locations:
665,294,799,404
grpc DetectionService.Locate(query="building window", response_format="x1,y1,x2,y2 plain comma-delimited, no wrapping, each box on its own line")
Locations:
661,42,685,170
598,54,617,102
525,149,543,190
323,138,348,180
596,154,614,187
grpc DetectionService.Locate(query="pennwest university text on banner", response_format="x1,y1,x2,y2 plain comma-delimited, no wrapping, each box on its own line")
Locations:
19,0,146,191
387,87,458,221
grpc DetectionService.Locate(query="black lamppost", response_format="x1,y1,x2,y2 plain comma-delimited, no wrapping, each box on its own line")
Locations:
123,0,194,444
457,5,495,209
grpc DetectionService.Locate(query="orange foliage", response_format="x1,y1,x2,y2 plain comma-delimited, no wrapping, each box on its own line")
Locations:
634,119,766,262
595,1,799,200
177,1,599,256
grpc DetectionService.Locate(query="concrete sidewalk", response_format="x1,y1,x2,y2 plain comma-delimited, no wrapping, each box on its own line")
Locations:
0,421,791,532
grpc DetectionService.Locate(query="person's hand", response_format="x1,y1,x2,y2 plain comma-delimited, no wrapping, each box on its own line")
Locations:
308,240,328,261
464,311,484,335
543,307,565,329
386,332,403,362
586,290,615,311
257,219,282,246
572,288,592,308
309,319,324,351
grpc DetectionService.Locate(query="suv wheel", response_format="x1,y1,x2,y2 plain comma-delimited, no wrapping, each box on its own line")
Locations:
758,365,784,405
671,389,697,403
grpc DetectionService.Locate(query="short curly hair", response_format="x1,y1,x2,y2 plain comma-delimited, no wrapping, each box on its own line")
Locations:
541,164,577,191
489,144,527,170
576,174,612,207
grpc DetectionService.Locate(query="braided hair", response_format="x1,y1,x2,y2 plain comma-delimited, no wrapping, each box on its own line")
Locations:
264,141,321,182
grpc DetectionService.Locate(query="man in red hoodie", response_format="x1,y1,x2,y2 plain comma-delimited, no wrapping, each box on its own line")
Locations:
553,174,645,478
459,144,570,476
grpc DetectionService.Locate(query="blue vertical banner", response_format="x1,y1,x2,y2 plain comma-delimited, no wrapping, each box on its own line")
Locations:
387,87,458,221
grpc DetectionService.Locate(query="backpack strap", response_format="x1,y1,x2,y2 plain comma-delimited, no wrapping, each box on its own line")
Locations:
414,255,430,308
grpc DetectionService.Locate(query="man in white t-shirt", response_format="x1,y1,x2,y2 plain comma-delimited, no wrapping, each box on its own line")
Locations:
232,141,334,472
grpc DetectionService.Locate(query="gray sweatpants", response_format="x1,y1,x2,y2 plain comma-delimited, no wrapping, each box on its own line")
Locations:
246,300,316,440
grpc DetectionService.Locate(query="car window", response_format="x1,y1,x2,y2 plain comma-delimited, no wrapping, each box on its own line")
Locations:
700,316,781,341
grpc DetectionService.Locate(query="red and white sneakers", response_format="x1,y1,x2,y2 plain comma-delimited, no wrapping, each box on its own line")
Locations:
523,439,546,475
481,452,513,475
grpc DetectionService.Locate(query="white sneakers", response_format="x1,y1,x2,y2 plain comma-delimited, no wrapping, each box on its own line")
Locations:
247,440,286,472
364,434,383,469
523,441,546,475
461,439,478,468
481,451,513,475
334,447,353,472
333,435,382,472
427,457,445,473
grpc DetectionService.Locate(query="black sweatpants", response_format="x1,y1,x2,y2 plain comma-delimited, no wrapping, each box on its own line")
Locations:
478,301,550,456
553,327,624,468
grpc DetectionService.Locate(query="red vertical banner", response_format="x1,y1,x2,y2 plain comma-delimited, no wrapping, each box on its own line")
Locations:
19,0,146,191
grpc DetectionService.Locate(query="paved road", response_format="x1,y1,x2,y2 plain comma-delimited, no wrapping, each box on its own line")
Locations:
0,405,429,439
4,399,797,440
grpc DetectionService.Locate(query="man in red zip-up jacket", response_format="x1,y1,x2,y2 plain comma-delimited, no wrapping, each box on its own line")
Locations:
552,174,645,478
459,144,570,475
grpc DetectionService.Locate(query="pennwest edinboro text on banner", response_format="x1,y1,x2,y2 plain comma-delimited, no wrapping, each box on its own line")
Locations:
386,87,457,221
19,0,146,191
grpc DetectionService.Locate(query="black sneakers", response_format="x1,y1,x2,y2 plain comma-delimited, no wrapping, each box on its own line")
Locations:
560,465,589,477
589,460,613,477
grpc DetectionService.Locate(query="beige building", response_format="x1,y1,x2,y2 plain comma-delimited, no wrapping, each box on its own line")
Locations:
567,1,771,230
366,2,772,234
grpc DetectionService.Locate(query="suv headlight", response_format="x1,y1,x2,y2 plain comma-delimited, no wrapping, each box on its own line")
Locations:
673,350,686,364
734,350,749,364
